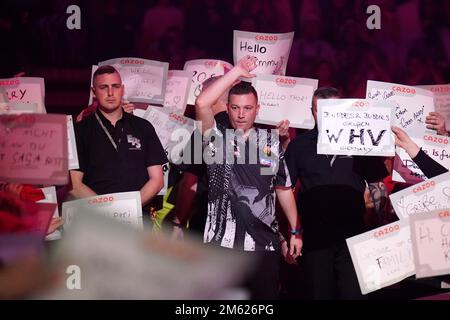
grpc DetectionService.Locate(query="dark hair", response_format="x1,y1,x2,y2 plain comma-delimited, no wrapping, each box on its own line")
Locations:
313,87,340,99
228,81,258,103
93,65,120,83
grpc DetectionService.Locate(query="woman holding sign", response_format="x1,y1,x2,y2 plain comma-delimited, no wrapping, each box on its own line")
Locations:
392,126,448,178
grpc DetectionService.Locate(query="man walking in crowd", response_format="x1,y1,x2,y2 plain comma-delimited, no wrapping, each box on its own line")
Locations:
195,55,302,299
70,65,167,226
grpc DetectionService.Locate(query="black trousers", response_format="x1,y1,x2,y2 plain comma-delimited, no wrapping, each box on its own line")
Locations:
211,245,281,300
301,242,366,300
244,251,280,300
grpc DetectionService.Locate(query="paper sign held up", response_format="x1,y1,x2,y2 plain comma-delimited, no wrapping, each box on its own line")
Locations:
346,219,414,294
142,106,196,163
0,114,68,185
233,30,294,75
410,209,450,279
98,58,169,105
0,77,46,114
366,80,435,136
390,172,450,220
183,59,233,106
62,191,143,229
251,74,317,129
163,70,191,114
317,99,395,156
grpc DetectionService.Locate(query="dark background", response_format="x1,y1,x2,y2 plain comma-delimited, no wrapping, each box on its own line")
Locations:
0,0,449,116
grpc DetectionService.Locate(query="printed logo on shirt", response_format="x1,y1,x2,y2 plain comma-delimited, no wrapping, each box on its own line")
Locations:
127,134,141,150
260,157,274,167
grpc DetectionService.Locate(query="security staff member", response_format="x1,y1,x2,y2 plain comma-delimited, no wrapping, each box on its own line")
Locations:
70,65,167,224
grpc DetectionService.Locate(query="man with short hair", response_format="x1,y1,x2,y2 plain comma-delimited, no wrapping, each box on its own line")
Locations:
70,65,167,224
285,87,389,299
195,56,302,299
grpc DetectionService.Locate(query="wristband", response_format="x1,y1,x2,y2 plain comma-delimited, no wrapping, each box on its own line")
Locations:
290,227,302,235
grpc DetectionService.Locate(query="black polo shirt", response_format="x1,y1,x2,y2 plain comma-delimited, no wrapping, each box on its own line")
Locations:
285,128,388,251
73,109,167,196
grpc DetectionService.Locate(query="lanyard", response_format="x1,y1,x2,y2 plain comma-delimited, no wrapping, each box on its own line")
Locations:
326,154,337,167
95,112,118,151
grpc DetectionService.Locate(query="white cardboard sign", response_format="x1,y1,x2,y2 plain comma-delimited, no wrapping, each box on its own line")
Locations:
0,77,46,113
233,30,294,75
347,219,414,294
410,209,450,278
390,171,450,220
62,191,143,229
317,99,395,156
251,74,317,129
163,70,191,114
99,58,169,105
183,59,233,106
366,80,435,136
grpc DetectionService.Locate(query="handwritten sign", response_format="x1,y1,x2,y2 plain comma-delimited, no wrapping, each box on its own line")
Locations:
346,219,414,294
390,172,450,220
410,209,450,278
183,59,233,106
67,115,79,170
366,80,435,136
43,211,251,299
98,58,169,105
251,74,317,129
62,191,143,229
233,30,294,75
163,70,191,114
392,133,450,183
418,84,450,128
0,77,46,113
0,114,68,185
38,186,61,241
143,106,196,163
87,65,98,105
317,99,395,156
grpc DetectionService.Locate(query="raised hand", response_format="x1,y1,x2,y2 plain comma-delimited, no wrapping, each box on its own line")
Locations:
426,112,448,136
391,126,420,158
236,55,258,78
